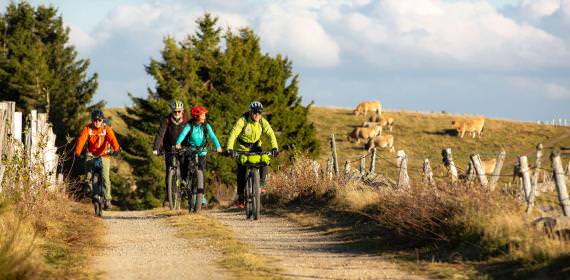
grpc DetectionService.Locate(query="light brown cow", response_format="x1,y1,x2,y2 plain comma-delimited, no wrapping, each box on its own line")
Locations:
365,134,395,153
347,125,382,144
368,114,395,131
451,117,485,138
353,100,382,117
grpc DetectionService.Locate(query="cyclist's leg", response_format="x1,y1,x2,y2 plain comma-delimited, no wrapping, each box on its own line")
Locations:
84,156,94,195
164,154,173,197
236,164,247,203
198,156,207,204
101,156,112,201
260,165,268,187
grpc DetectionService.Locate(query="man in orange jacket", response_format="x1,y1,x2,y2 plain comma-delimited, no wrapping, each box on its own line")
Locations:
74,109,120,210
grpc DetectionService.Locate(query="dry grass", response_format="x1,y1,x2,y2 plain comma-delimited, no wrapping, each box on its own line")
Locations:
266,153,570,277
0,141,103,279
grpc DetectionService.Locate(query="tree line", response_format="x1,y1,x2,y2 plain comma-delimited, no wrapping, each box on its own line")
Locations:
0,2,319,209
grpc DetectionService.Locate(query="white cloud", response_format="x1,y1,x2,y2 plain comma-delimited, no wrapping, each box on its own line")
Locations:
257,2,340,67
545,83,570,99
521,0,560,20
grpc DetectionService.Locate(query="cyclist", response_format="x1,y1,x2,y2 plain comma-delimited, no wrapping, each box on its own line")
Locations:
226,101,279,208
153,100,189,205
74,109,120,210
175,105,222,186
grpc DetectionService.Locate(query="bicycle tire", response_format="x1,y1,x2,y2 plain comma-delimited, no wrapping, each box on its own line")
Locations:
194,170,204,213
167,167,181,210
246,170,253,219
252,168,261,220
92,172,103,217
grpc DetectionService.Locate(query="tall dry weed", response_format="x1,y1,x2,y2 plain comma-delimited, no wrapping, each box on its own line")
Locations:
266,155,334,203
0,202,38,280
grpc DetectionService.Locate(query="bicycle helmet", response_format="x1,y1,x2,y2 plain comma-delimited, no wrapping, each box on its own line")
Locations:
248,101,263,113
91,109,104,120
190,105,208,117
169,100,184,111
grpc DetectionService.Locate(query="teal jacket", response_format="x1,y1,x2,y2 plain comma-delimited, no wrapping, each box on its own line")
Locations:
175,122,221,156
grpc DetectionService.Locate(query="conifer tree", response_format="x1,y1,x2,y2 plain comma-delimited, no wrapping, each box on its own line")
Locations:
0,2,99,147
121,13,319,208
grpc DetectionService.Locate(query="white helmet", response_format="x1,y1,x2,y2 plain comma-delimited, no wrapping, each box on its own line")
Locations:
169,100,184,111
248,101,263,113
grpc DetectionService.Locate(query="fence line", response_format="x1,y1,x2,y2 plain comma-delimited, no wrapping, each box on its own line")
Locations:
0,101,60,192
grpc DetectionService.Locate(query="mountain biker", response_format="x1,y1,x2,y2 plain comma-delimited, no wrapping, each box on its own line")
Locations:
226,101,279,209
175,105,222,185
152,100,189,205
74,109,121,210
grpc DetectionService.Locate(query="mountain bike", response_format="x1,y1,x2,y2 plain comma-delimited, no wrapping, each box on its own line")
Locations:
91,155,105,217
232,151,272,220
88,151,120,217
164,147,185,210
184,147,209,213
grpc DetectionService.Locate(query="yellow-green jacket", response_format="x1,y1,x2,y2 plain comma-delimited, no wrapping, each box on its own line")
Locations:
226,114,278,151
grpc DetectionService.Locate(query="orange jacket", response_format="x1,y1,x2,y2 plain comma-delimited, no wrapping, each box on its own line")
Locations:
74,123,120,157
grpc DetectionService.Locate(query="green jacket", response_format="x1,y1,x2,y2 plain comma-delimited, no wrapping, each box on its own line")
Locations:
226,114,278,151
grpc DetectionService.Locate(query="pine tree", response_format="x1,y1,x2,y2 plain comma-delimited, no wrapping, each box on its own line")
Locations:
0,2,99,147
121,13,319,208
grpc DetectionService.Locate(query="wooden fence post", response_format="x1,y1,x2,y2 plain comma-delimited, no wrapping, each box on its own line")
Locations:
423,158,434,186
551,150,570,216
344,160,351,176
519,156,533,212
330,134,339,177
471,154,489,189
397,150,410,189
369,148,376,174
359,157,366,176
466,161,475,183
311,160,320,178
326,158,333,180
531,144,543,197
488,150,506,191
442,148,458,184
0,164,5,193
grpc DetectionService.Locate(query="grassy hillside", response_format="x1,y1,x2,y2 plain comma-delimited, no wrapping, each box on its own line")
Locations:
308,106,570,183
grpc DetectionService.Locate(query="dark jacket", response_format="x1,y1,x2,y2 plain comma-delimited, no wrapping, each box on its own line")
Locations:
153,113,188,152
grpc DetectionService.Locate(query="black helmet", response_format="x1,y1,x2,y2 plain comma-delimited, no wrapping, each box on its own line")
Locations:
248,101,263,113
91,109,104,120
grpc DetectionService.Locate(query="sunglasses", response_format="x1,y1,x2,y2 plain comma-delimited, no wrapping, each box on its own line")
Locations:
94,118,104,122
174,110,183,114
251,111,262,115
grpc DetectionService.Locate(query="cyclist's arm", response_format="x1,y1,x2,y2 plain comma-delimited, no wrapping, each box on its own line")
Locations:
106,126,120,152
261,119,278,149
153,118,168,151
74,126,89,156
175,124,191,145
205,123,222,149
226,118,245,150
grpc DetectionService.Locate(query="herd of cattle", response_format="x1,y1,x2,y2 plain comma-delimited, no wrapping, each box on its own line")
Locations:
346,100,489,158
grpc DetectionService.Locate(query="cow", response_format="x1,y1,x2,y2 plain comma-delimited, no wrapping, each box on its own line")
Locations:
368,114,395,132
451,117,485,138
353,100,382,117
365,134,395,153
347,125,382,144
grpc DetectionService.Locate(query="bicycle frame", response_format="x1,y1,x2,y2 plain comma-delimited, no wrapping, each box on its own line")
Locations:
235,151,272,220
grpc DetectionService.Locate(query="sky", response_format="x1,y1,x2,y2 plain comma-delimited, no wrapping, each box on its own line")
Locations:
1,0,569,122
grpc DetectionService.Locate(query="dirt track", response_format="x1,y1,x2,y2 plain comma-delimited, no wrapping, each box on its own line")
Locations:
93,209,424,279
210,208,425,280
93,210,229,280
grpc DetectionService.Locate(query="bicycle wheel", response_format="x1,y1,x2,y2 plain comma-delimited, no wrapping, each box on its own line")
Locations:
193,170,204,213
92,172,102,217
252,168,261,220
167,167,181,210
246,170,253,219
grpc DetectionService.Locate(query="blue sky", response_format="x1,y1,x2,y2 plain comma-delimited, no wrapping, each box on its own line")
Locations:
1,0,569,122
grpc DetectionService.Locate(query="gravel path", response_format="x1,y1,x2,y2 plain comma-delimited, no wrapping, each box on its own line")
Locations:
93,210,229,280
210,208,426,280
